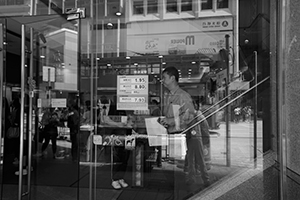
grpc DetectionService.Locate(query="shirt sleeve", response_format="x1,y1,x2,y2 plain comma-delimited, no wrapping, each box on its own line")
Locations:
166,93,195,130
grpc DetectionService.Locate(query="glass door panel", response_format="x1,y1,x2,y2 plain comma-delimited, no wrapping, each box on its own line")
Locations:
0,14,82,200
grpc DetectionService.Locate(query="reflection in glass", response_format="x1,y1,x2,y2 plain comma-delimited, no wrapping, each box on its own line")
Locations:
133,0,144,15
217,0,228,9
166,0,178,12
201,0,213,10
147,0,158,14
181,0,193,12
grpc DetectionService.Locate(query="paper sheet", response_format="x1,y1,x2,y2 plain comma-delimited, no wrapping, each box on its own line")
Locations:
145,117,168,146
172,104,181,130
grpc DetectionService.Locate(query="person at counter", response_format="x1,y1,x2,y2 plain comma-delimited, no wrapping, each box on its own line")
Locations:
159,66,210,187
67,100,80,162
97,96,132,190
149,99,162,167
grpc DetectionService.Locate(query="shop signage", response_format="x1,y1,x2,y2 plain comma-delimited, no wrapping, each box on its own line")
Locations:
42,66,55,82
127,32,233,57
51,98,67,108
117,75,149,110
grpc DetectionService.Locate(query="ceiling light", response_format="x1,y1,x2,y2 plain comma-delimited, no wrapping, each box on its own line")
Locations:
116,11,122,16
107,22,113,29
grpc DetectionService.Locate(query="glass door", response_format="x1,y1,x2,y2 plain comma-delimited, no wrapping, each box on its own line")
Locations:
0,14,82,200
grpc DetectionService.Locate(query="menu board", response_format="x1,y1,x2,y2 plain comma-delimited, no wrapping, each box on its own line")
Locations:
117,75,148,110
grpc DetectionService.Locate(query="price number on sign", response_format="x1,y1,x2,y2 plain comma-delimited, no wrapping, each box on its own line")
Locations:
134,97,145,103
134,77,146,83
134,84,146,90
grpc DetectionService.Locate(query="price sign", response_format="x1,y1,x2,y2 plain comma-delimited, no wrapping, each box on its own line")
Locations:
132,84,146,90
134,97,145,103
117,75,148,110
133,77,146,83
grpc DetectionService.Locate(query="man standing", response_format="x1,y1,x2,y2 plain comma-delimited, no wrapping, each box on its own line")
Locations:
159,66,210,187
67,100,80,162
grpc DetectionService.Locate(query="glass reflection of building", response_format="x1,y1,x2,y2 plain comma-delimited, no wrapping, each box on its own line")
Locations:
0,0,299,200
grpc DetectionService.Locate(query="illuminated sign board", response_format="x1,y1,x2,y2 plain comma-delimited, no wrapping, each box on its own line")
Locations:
117,75,148,110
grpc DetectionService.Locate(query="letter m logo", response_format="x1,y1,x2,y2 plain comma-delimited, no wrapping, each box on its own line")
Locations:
185,35,195,45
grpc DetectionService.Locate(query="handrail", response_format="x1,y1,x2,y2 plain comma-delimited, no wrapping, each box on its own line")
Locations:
180,76,270,135
201,80,252,116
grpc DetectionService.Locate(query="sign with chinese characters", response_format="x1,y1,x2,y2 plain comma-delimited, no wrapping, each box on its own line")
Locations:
117,75,149,110
127,32,233,57
127,17,233,57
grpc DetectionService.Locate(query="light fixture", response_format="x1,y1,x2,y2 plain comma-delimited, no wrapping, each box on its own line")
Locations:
107,22,113,29
96,57,100,60
107,63,111,67
126,56,130,59
162,62,166,65
158,55,163,58
116,11,122,16
134,63,138,65
40,55,45,58
192,61,196,64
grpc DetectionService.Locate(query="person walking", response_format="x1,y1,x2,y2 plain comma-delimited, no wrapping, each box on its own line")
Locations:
41,112,61,158
159,66,210,187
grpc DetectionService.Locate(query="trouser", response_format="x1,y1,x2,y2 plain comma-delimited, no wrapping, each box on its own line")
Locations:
42,133,57,156
185,137,209,183
70,133,78,161
112,146,130,181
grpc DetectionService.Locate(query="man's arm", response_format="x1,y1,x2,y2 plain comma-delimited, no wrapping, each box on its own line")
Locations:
163,96,195,129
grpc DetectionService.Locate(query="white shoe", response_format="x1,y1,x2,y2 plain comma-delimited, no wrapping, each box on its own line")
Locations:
112,180,122,189
118,179,128,188
15,169,27,176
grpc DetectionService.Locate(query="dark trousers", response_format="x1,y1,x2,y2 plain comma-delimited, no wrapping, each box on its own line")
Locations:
185,137,209,183
112,146,130,181
42,133,57,156
70,133,78,161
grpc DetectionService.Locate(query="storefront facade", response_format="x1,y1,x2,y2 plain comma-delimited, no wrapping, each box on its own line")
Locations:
0,0,299,199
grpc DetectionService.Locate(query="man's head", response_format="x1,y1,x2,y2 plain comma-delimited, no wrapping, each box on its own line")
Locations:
162,66,179,89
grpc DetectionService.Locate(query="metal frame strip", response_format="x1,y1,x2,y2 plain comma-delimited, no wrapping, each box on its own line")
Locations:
18,24,26,200
278,0,288,199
